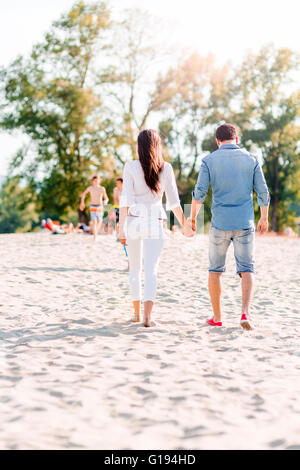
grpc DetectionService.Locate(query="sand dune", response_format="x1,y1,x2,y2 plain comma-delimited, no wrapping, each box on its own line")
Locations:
0,232,299,449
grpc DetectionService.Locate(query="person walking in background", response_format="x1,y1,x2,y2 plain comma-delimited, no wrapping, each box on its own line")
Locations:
119,129,193,327
189,124,270,330
80,175,109,242
113,177,123,240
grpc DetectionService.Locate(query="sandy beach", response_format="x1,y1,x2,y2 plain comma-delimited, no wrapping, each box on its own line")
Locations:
0,231,299,450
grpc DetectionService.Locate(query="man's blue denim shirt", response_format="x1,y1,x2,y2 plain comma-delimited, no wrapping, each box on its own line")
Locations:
192,144,270,231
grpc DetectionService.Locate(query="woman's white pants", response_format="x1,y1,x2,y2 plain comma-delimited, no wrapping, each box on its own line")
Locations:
126,216,164,302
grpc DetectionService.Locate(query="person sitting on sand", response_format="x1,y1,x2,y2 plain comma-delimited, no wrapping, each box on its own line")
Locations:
113,177,123,240
189,123,270,330
80,175,109,241
119,129,193,327
42,218,74,234
42,218,53,232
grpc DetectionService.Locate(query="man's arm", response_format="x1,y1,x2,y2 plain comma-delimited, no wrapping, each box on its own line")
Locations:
257,205,269,234
189,160,210,231
80,187,90,210
253,160,270,234
189,200,203,231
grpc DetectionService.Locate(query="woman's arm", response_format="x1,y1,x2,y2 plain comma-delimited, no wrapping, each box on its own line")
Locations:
119,207,128,246
119,163,135,245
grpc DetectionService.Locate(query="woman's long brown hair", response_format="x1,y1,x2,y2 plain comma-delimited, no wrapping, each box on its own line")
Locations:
137,129,164,193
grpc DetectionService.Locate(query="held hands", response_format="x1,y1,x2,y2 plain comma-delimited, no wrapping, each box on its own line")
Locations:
182,218,196,237
257,217,269,234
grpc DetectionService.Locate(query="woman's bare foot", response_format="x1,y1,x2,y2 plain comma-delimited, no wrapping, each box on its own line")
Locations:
132,300,140,323
143,301,153,328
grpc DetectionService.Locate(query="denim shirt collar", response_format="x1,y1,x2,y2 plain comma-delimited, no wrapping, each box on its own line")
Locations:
219,144,240,150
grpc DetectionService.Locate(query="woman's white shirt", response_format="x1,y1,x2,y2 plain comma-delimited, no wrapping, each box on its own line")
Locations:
119,160,180,219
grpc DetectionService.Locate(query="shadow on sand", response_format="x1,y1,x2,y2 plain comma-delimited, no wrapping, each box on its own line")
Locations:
14,266,127,274
0,320,146,345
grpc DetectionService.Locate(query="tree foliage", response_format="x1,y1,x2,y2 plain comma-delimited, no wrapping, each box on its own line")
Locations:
158,46,300,230
0,2,299,233
230,46,300,231
0,1,112,218
0,177,38,233
96,7,178,161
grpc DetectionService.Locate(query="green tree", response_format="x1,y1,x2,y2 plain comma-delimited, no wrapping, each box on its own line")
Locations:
158,53,229,224
0,1,112,219
230,46,300,231
159,53,229,181
0,177,38,233
96,8,178,161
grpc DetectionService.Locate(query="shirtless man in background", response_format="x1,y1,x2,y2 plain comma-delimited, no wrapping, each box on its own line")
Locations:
113,178,123,240
80,175,109,241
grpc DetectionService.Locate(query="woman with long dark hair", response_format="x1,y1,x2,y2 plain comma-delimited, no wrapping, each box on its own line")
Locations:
119,129,193,327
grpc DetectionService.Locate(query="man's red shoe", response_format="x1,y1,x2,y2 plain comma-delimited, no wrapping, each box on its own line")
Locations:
240,313,254,330
207,318,222,327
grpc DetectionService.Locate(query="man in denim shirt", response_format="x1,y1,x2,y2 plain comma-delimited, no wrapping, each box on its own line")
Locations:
189,124,270,330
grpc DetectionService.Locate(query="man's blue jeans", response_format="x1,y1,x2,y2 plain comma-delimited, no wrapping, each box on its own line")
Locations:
209,226,255,275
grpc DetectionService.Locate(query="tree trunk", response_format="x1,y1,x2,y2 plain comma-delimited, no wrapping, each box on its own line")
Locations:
188,144,198,178
271,196,279,232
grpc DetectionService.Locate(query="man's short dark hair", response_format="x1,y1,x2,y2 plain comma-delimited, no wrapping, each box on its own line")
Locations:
216,124,237,142
116,178,123,183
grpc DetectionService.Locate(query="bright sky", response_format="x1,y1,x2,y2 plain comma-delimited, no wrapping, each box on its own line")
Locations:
0,0,299,174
